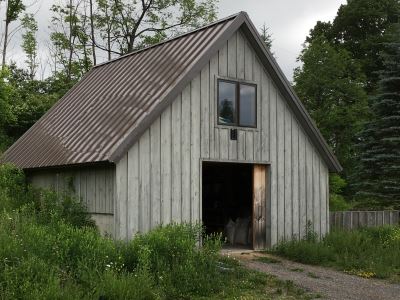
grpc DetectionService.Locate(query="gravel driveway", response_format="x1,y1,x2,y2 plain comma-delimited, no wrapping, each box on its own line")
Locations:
227,251,400,300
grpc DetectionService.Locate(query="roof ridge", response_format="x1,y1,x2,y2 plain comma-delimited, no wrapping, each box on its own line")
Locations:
93,12,242,69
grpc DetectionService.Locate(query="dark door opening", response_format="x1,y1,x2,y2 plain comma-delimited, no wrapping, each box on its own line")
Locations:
202,162,254,248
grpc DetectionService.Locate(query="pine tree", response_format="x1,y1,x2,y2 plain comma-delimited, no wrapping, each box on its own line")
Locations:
260,23,273,52
356,24,400,206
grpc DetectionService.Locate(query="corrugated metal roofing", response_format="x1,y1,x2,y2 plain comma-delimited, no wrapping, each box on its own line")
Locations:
2,11,342,172
2,14,238,169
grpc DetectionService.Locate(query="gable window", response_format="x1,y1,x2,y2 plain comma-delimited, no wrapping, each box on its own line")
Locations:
218,79,256,128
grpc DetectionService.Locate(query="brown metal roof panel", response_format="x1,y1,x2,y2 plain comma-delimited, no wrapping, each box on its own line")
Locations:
2,15,237,169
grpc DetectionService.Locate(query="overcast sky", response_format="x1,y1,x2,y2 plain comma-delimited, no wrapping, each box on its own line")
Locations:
2,0,347,81
218,0,346,81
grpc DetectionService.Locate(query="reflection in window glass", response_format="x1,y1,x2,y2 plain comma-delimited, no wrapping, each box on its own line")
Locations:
239,84,256,127
218,81,236,125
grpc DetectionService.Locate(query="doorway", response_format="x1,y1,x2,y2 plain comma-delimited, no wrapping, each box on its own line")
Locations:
202,161,267,250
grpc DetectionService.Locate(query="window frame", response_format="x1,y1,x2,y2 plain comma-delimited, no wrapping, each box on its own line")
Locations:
217,78,257,128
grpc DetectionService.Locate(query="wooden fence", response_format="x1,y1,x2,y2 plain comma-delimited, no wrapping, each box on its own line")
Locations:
330,210,400,230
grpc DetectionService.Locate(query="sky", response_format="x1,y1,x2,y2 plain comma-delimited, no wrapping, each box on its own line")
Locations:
2,0,347,81
218,0,347,81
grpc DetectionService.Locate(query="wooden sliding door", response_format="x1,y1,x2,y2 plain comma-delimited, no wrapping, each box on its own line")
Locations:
253,164,267,249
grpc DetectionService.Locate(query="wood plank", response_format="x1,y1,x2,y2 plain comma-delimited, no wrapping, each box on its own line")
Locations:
96,168,107,213
171,95,182,222
237,31,245,79
218,42,228,77
79,170,88,210
320,162,327,236
150,117,161,227
139,130,151,233
200,63,210,158
269,85,278,246
244,40,253,81
237,131,246,160
292,120,299,239
245,131,254,160
108,167,115,214
313,150,321,237
115,154,128,239
253,164,266,250
305,138,314,233
253,56,262,161
181,84,191,222
127,143,140,237
284,106,292,239
87,170,96,213
209,55,218,159
298,130,307,238
219,128,229,159
276,94,285,241
161,107,172,224
227,32,237,78
191,74,201,223
261,72,270,162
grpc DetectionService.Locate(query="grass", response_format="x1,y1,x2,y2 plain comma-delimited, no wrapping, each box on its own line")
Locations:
0,209,316,300
0,164,313,299
254,256,281,264
270,223,400,282
290,268,304,272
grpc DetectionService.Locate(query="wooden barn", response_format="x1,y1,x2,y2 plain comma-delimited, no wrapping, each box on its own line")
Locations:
2,12,341,249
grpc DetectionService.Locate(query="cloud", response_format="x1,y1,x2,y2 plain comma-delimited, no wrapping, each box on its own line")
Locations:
3,0,346,81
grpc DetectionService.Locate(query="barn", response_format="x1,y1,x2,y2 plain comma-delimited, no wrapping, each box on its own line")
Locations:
2,12,341,249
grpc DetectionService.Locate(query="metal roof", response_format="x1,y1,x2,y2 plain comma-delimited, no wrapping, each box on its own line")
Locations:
2,12,342,172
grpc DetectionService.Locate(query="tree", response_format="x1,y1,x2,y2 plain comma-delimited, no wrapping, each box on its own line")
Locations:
92,0,217,56
294,35,369,180
259,23,273,54
50,0,92,82
306,0,400,92
3,64,60,144
2,0,25,69
355,24,400,206
21,14,38,79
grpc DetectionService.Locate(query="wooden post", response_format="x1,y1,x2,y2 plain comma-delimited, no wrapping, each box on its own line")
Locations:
253,164,266,249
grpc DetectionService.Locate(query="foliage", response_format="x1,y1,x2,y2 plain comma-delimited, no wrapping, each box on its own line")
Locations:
0,208,311,299
2,65,61,145
294,35,368,180
92,0,218,55
21,14,39,79
259,23,273,54
0,163,95,228
0,163,312,299
354,23,400,206
329,174,352,211
271,225,400,282
306,0,400,92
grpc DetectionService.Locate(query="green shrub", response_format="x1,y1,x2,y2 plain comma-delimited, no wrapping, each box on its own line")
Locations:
122,223,224,298
0,163,32,211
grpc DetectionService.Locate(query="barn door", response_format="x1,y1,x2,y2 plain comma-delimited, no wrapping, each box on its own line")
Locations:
253,164,266,250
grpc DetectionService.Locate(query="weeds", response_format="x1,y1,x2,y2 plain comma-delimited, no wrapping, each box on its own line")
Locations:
271,223,400,282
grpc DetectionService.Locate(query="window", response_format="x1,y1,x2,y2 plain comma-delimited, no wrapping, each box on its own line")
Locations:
218,79,256,127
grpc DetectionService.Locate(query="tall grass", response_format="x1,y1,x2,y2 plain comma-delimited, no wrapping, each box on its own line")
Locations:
271,224,400,281
0,164,314,299
0,208,227,299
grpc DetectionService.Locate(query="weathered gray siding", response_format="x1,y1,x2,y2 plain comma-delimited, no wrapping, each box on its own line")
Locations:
28,165,115,235
115,29,330,246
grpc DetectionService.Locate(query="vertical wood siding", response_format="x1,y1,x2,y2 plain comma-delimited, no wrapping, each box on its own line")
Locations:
115,30,330,244
29,166,115,215
29,165,115,235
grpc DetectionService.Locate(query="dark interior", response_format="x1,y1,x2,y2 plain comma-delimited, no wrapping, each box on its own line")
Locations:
202,162,253,246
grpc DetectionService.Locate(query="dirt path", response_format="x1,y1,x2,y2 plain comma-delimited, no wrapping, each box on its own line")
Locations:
227,251,400,300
